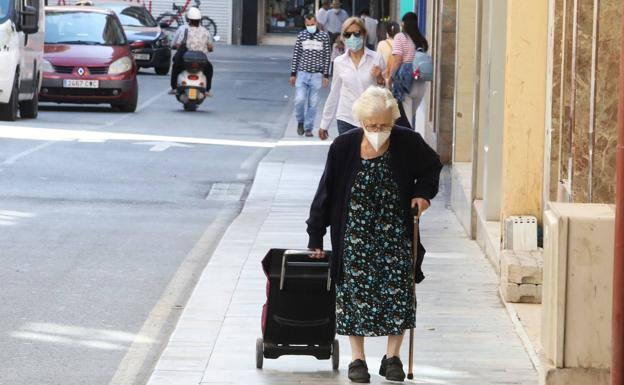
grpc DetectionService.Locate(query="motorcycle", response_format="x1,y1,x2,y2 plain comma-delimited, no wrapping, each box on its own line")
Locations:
176,50,209,111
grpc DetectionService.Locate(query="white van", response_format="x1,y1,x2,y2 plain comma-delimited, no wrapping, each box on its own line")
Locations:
0,0,44,121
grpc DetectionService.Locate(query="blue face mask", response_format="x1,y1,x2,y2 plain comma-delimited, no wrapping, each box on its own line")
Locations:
306,25,317,34
345,35,364,51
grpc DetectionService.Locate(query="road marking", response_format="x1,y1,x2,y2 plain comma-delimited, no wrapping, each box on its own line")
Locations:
103,88,169,128
0,125,334,148
136,88,170,113
107,209,239,385
2,141,55,165
205,183,245,201
133,141,194,152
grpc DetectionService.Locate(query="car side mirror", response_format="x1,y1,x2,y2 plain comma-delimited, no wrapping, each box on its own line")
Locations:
20,5,39,34
159,22,170,29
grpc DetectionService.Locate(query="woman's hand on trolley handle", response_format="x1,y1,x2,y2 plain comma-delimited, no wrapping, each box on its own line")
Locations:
411,197,430,218
309,248,326,259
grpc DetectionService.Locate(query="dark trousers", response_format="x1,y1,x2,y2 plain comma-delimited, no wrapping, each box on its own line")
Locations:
337,120,359,135
170,56,213,92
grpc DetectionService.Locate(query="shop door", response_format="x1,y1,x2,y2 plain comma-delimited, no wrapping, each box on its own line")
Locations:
242,0,258,45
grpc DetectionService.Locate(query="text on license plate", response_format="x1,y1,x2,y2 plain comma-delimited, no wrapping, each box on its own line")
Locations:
63,80,99,88
188,88,197,99
134,53,150,61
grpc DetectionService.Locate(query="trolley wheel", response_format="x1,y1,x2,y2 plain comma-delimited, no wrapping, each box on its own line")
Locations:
256,338,264,369
331,339,339,370
407,373,414,380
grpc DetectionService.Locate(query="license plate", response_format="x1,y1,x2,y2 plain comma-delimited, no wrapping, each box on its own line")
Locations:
188,88,197,99
63,79,99,88
133,53,150,61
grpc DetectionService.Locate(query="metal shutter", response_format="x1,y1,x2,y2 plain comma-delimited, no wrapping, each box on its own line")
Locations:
147,0,232,44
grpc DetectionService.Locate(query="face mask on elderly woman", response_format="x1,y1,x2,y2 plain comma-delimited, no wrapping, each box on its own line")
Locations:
362,126,391,151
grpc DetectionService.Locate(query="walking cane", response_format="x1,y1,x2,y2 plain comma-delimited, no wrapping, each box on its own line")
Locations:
407,206,420,381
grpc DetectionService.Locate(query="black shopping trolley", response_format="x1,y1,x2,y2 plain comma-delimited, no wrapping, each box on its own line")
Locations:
257,249,339,370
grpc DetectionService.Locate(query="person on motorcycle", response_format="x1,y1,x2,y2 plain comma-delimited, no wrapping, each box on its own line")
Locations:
169,7,214,96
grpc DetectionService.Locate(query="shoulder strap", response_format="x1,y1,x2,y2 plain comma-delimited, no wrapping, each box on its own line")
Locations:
183,27,188,44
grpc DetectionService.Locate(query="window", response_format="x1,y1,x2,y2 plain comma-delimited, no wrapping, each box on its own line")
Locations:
0,0,10,21
45,11,127,46
110,5,156,28
266,0,315,34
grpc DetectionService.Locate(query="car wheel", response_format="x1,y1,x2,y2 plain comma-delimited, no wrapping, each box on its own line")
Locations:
113,81,138,113
155,65,169,75
19,74,39,119
0,74,19,121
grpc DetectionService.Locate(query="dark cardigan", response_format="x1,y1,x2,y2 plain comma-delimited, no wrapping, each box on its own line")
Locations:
306,126,443,284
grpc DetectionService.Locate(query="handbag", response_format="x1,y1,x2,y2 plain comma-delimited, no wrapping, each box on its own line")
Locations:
412,48,433,81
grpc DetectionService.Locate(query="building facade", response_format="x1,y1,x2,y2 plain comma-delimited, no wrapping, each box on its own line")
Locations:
418,0,622,384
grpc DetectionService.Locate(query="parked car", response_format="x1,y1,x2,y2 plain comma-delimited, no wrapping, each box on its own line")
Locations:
40,6,138,112
76,0,171,75
0,0,45,121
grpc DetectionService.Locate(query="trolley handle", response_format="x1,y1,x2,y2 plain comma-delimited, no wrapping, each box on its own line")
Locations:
280,249,331,292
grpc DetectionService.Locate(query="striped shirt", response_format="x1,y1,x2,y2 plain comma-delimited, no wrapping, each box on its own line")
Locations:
290,29,331,77
392,32,416,63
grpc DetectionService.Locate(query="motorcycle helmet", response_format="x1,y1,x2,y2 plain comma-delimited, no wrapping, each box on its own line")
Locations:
187,7,201,21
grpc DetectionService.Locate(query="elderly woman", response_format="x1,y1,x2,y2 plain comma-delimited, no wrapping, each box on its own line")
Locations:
319,17,386,139
307,86,442,383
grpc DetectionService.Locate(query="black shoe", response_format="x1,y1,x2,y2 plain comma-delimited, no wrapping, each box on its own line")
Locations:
379,355,406,382
348,359,370,383
297,122,305,135
304,130,313,137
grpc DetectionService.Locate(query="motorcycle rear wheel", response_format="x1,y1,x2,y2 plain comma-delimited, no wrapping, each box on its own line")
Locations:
183,102,197,111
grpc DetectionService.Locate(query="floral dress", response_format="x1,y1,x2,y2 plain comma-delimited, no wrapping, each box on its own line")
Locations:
336,151,416,337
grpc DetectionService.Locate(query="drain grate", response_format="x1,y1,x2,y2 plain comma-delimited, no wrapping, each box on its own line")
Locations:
205,183,245,201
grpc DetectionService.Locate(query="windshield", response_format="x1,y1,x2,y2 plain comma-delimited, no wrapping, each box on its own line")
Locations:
108,5,156,28
0,0,10,22
45,11,127,45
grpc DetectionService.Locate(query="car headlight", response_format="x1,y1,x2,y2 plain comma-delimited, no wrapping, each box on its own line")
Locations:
108,56,133,75
42,59,54,73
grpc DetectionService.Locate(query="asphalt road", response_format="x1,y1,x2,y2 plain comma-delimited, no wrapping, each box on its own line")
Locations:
0,45,296,385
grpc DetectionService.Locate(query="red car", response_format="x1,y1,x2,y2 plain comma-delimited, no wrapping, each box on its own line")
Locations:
40,6,138,112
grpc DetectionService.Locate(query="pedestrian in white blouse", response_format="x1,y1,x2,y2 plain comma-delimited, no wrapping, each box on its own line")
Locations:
319,17,386,140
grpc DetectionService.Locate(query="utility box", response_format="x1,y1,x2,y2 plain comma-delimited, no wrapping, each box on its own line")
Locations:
504,216,538,251
541,203,615,385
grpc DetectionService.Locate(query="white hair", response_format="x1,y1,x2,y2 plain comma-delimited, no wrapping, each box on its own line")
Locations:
352,86,401,123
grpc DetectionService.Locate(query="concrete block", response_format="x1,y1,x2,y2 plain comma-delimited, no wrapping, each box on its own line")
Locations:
540,357,609,385
501,249,544,285
501,282,542,304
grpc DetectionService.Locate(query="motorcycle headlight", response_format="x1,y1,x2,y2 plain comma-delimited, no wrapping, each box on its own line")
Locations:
108,56,133,75
42,59,54,73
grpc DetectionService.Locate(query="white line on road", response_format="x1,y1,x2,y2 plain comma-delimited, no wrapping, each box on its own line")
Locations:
133,141,194,152
2,141,55,165
103,88,169,128
0,125,333,149
136,88,170,113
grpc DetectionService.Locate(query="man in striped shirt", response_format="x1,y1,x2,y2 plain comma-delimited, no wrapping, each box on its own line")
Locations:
290,14,331,137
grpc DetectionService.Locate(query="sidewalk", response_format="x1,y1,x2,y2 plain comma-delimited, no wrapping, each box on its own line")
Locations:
146,121,538,384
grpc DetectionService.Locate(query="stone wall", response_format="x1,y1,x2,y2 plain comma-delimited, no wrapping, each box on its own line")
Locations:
548,0,622,203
